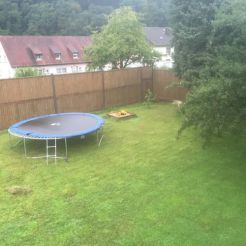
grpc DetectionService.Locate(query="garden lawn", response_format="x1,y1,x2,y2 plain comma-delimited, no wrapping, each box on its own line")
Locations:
0,103,246,246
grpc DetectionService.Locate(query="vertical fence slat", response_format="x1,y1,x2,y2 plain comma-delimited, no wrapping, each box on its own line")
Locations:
101,71,106,108
51,75,58,113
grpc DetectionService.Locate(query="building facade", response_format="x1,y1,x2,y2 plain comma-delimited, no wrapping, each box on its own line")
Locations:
144,27,174,69
0,36,91,79
0,29,174,79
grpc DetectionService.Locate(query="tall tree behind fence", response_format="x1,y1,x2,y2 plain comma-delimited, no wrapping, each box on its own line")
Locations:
0,67,187,130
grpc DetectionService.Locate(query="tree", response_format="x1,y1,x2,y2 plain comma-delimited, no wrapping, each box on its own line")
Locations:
26,2,57,35
143,0,170,27
85,7,160,70
120,0,146,12
177,0,246,140
0,0,172,36
15,67,40,78
121,0,170,26
171,0,222,87
79,4,113,34
0,0,25,34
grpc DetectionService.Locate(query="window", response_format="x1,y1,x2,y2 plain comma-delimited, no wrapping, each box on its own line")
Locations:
49,46,61,61
37,68,44,75
37,68,49,75
71,66,79,73
29,46,43,61
55,53,61,60
72,66,83,73
56,67,67,74
72,52,79,59
36,54,43,61
56,68,61,74
67,45,79,59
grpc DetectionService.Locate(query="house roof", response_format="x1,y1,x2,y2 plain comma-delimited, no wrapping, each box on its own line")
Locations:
144,27,173,47
0,36,92,68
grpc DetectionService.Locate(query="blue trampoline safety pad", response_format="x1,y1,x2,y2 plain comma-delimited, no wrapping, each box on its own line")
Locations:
8,112,104,139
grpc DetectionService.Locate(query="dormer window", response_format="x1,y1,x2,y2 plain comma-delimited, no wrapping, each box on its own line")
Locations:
55,53,61,60
67,45,79,59
29,46,43,62
72,52,79,59
50,46,61,61
36,54,43,61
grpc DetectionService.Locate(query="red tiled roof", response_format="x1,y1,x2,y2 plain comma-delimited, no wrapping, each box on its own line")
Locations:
0,36,92,68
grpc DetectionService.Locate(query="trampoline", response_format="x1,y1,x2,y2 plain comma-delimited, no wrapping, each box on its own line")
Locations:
8,113,104,163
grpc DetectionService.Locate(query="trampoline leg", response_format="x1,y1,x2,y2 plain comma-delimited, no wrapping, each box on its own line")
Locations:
98,135,104,147
65,138,68,162
9,134,12,147
9,134,23,148
46,139,49,165
54,138,57,165
8,133,12,147
97,127,104,147
24,138,27,157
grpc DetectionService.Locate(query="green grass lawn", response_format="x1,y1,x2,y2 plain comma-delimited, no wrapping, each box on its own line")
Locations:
0,103,246,246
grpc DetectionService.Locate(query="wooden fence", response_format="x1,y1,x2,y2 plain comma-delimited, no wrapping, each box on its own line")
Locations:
153,69,187,101
0,67,187,129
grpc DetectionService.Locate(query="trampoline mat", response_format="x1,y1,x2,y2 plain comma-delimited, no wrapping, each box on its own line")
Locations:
9,113,104,139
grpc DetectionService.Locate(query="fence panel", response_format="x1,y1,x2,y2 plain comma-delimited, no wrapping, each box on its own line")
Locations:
0,104,19,129
153,70,187,101
54,72,104,112
0,76,55,129
104,68,142,107
0,76,53,104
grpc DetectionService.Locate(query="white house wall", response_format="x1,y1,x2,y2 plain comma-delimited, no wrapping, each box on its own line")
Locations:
129,47,175,69
34,64,88,76
0,43,15,79
0,57,88,79
154,47,174,69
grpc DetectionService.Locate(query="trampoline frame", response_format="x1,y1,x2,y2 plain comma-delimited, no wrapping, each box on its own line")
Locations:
8,113,104,164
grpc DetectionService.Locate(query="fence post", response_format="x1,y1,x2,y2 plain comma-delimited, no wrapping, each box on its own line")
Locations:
151,66,154,92
101,71,106,109
140,66,154,101
51,74,58,113
140,67,144,101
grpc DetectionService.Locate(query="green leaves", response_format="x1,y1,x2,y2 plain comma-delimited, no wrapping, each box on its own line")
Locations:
85,7,160,70
0,0,112,35
15,67,40,78
171,0,220,85
176,0,246,140
0,0,171,36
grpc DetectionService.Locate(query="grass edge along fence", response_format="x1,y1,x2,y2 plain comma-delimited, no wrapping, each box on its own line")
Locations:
0,67,187,130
